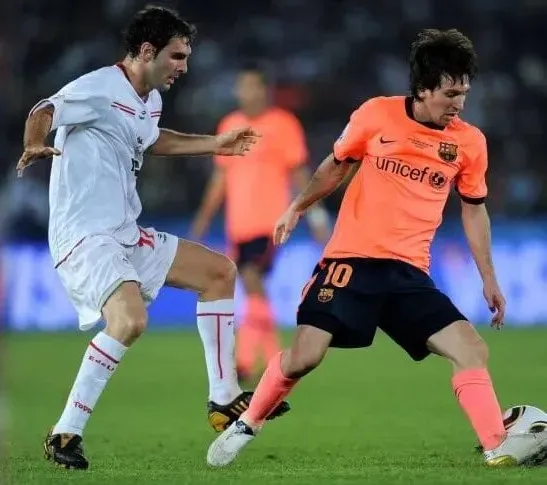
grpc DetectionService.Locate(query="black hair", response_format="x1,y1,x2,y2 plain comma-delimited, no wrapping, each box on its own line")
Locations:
409,29,477,98
123,5,197,57
238,61,270,86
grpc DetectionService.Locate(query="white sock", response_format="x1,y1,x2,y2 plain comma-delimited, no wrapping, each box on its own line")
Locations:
197,299,242,404
53,331,127,436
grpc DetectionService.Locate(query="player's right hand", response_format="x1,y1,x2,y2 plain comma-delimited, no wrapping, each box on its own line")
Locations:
273,207,302,246
483,278,506,330
16,145,61,177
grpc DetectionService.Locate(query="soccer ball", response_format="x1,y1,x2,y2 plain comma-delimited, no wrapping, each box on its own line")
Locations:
475,405,547,457
503,405,547,435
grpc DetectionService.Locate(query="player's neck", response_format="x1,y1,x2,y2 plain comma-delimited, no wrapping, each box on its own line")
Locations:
119,58,152,99
241,103,269,119
407,97,444,131
411,99,434,124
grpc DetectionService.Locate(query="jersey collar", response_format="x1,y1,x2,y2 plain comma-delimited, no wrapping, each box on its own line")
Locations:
115,62,149,103
405,97,444,131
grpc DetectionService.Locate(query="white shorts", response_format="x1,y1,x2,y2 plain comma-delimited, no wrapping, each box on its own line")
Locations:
55,227,178,331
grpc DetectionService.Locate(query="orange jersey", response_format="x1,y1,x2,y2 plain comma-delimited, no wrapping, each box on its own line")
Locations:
215,107,308,242
326,96,487,273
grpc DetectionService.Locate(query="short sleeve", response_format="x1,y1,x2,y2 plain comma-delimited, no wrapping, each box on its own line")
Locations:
144,90,162,149
280,112,308,168
333,98,378,163
29,76,109,132
456,130,488,204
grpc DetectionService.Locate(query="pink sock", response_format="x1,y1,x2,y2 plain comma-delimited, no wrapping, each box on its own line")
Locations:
242,352,298,427
250,295,280,363
261,322,280,363
452,368,506,450
238,295,280,373
236,320,261,375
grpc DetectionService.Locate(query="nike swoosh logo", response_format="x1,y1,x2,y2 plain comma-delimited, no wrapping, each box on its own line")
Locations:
380,136,396,144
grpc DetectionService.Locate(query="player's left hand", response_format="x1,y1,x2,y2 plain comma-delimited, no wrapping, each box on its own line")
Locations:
273,206,302,246
483,279,506,329
16,145,61,178
214,127,260,156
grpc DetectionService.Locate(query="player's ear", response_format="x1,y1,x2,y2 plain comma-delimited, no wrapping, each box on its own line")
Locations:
415,88,427,101
139,42,156,62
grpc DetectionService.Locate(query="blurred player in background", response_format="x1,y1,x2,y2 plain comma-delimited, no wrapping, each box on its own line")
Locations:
16,6,288,471
207,29,547,468
192,64,330,382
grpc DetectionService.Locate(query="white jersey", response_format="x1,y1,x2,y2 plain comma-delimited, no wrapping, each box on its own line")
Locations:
29,65,162,265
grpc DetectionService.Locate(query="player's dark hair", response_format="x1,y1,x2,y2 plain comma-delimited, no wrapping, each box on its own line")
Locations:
409,29,477,98
239,61,270,86
124,5,197,57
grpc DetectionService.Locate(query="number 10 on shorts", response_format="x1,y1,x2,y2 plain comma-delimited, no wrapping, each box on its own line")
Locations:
324,262,353,287
301,261,354,302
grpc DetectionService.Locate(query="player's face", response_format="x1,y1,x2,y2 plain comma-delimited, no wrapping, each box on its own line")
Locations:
419,75,470,126
146,37,192,92
235,72,268,110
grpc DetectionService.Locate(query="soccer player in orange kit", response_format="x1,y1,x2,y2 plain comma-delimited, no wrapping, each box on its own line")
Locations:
192,64,330,382
207,29,547,468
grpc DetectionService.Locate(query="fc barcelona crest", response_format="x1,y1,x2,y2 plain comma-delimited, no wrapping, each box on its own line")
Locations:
438,142,458,162
318,288,334,303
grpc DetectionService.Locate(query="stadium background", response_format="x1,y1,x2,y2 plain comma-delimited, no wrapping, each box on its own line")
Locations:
3,0,547,330
4,2,547,484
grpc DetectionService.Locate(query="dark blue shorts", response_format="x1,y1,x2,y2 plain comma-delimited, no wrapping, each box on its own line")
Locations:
234,236,275,274
297,257,467,361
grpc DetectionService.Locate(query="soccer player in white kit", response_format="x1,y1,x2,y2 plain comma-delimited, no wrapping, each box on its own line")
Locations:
16,6,288,470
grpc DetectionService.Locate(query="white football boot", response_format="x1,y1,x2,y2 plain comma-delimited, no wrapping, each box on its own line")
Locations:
484,431,547,466
207,419,257,467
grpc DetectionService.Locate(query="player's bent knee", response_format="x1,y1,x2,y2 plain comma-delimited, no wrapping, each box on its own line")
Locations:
214,256,237,286
427,320,489,371
451,338,489,371
463,336,489,368
201,255,237,298
127,314,148,338
200,254,236,295
166,240,237,296
106,313,148,344
281,324,331,378
102,281,148,345
283,331,329,378
206,255,237,299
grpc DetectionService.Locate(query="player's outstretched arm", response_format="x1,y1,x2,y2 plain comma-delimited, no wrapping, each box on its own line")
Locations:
16,105,61,177
148,127,260,157
291,153,354,213
291,165,331,243
461,201,506,328
273,153,354,245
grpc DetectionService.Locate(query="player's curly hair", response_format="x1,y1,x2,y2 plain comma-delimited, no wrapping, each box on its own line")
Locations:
409,29,477,98
239,60,271,86
123,5,197,58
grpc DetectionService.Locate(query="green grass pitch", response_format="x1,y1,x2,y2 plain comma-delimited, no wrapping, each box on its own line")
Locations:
5,327,547,484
